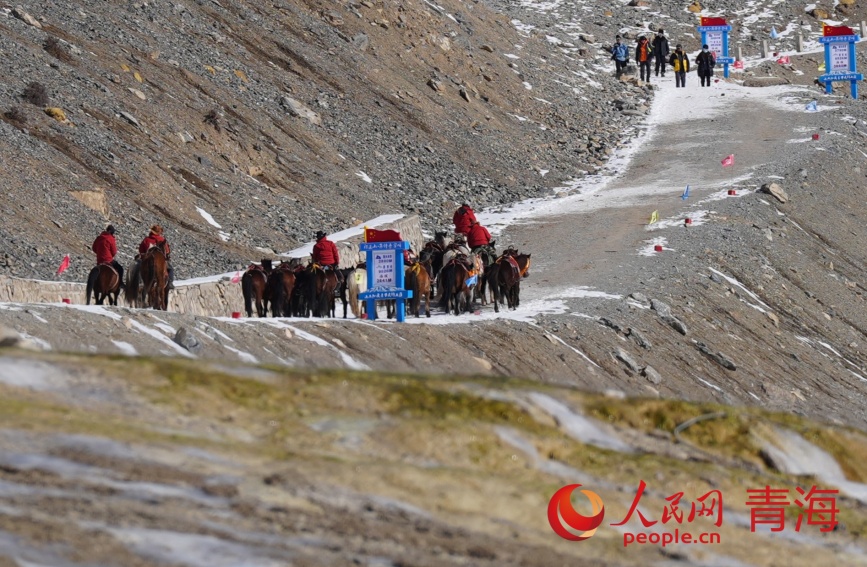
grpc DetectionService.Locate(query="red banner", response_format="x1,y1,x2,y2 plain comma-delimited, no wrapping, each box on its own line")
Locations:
364,228,402,242
56,254,70,275
701,17,727,27
824,25,855,36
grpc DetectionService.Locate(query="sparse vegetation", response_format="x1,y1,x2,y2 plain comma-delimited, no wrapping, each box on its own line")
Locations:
43,36,74,63
203,108,222,132
3,107,26,125
22,82,49,107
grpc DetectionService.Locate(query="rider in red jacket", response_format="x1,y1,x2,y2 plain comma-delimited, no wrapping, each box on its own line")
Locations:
467,220,492,248
138,224,174,289
92,225,123,283
312,230,343,289
452,203,477,236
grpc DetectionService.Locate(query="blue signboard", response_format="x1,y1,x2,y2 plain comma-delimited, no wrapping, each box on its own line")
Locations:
697,24,733,79
358,240,413,322
819,34,862,98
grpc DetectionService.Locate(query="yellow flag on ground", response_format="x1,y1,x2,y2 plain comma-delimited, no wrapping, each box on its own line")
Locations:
818,63,826,72
649,210,659,225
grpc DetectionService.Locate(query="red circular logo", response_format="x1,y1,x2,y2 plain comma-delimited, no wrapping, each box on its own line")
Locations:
547,484,605,541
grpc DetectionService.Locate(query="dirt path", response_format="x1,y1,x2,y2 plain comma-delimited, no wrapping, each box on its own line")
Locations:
503,77,800,298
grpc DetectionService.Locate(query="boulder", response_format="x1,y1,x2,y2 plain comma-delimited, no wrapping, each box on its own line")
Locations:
173,327,202,354
642,365,662,385
12,6,42,28
687,1,702,13
743,76,789,87
760,182,788,203
810,7,831,19
614,348,641,372
351,33,369,51
628,0,649,6
696,342,736,371
280,96,322,126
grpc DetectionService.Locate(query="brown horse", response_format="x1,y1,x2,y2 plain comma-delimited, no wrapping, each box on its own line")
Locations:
440,256,473,316
306,265,338,318
268,263,297,318
242,266,270,318
492,253,531,312
139,242,169,310
405,261,432,318
86,264,122,306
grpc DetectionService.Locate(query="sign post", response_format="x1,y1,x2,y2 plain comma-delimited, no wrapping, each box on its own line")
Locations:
697,17,734,79
819,25,862,99
359,228,413,322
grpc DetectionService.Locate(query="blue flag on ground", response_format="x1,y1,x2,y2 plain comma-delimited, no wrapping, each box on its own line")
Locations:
805,100,818,112
465,274,478,287
770,27,778,39
681,185,690,200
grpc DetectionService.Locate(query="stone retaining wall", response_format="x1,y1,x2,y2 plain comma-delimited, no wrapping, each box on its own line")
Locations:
0,215,424,317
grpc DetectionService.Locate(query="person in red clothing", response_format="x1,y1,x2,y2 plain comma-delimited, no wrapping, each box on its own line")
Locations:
312,230,343,287
467,220,497,267
92,225,123,284
452,203,477,236
138,224,174,289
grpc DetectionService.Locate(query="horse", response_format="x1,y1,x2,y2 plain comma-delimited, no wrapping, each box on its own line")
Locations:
345,265,367,318
138,242,170,310
439,256,473,316
242,259,272,317
492,252,531,312
268,262,297,318
306,264,339,317
86,264,122,306
405,261,432,318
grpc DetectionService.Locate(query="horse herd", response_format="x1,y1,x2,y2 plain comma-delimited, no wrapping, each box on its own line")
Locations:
242,232,531,319
82,234,531,318
85,240,170,309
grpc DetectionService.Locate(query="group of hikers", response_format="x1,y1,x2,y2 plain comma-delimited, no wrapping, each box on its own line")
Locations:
611,28,717,87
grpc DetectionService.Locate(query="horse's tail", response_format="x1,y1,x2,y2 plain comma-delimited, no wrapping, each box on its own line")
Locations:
85,267,97,305
440,263,453,313
124,263,139,307
405,267,419,316
241,272,253,317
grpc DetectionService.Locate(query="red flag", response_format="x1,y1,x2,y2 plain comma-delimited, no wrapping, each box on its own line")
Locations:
721,154,735,167
823,25,855,37
230,270,242,284
776,55,790,64
701,17,727,27
364,227,402,242
56,254,70,275
734,60,744,69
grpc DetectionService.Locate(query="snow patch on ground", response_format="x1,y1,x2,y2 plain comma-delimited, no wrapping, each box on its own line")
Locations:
196,207,222,229
112,341,138,356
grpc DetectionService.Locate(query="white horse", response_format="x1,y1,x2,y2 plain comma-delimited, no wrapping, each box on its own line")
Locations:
347,267,367,318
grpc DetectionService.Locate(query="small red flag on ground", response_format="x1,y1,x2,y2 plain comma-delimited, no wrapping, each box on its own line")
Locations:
721,154,735,167
230,270,242,284
56,254,70,275
364,227,402,242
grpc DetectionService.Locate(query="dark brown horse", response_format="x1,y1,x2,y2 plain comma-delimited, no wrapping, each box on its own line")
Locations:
139,242,169,310
242,263,271,318
492,253,531,312
268,262,297,318
86,264,122,306
405,261,432,318
439,256,473,316
306,265,338,317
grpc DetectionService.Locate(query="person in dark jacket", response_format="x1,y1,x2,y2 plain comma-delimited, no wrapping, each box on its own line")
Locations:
92,225,123,284
669,44,690,88
652,29,670,77
695,44,716,87
452,203,477,236
635,36,653,83
611,35,629,78
139,224,174,289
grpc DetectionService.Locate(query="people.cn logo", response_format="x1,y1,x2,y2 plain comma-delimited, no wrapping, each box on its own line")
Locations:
547,484,605,541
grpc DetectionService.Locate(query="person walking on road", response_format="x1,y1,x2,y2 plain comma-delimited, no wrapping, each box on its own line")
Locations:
611,35,629,79
669,44,690,88
652,29,670,77
635,36,653,83
696,44,716,87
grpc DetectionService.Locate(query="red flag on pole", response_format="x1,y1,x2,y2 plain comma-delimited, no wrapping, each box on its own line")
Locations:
721,154,735,167
823,25,855,37
230,270,242,284
364,227,402,242
56,254,70,275
700,17,727,27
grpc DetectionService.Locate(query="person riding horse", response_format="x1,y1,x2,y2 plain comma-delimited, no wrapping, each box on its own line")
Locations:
312,230,343,289
92,225,124,287
452,203,477,236
467,219,496,268
138,225,174,289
